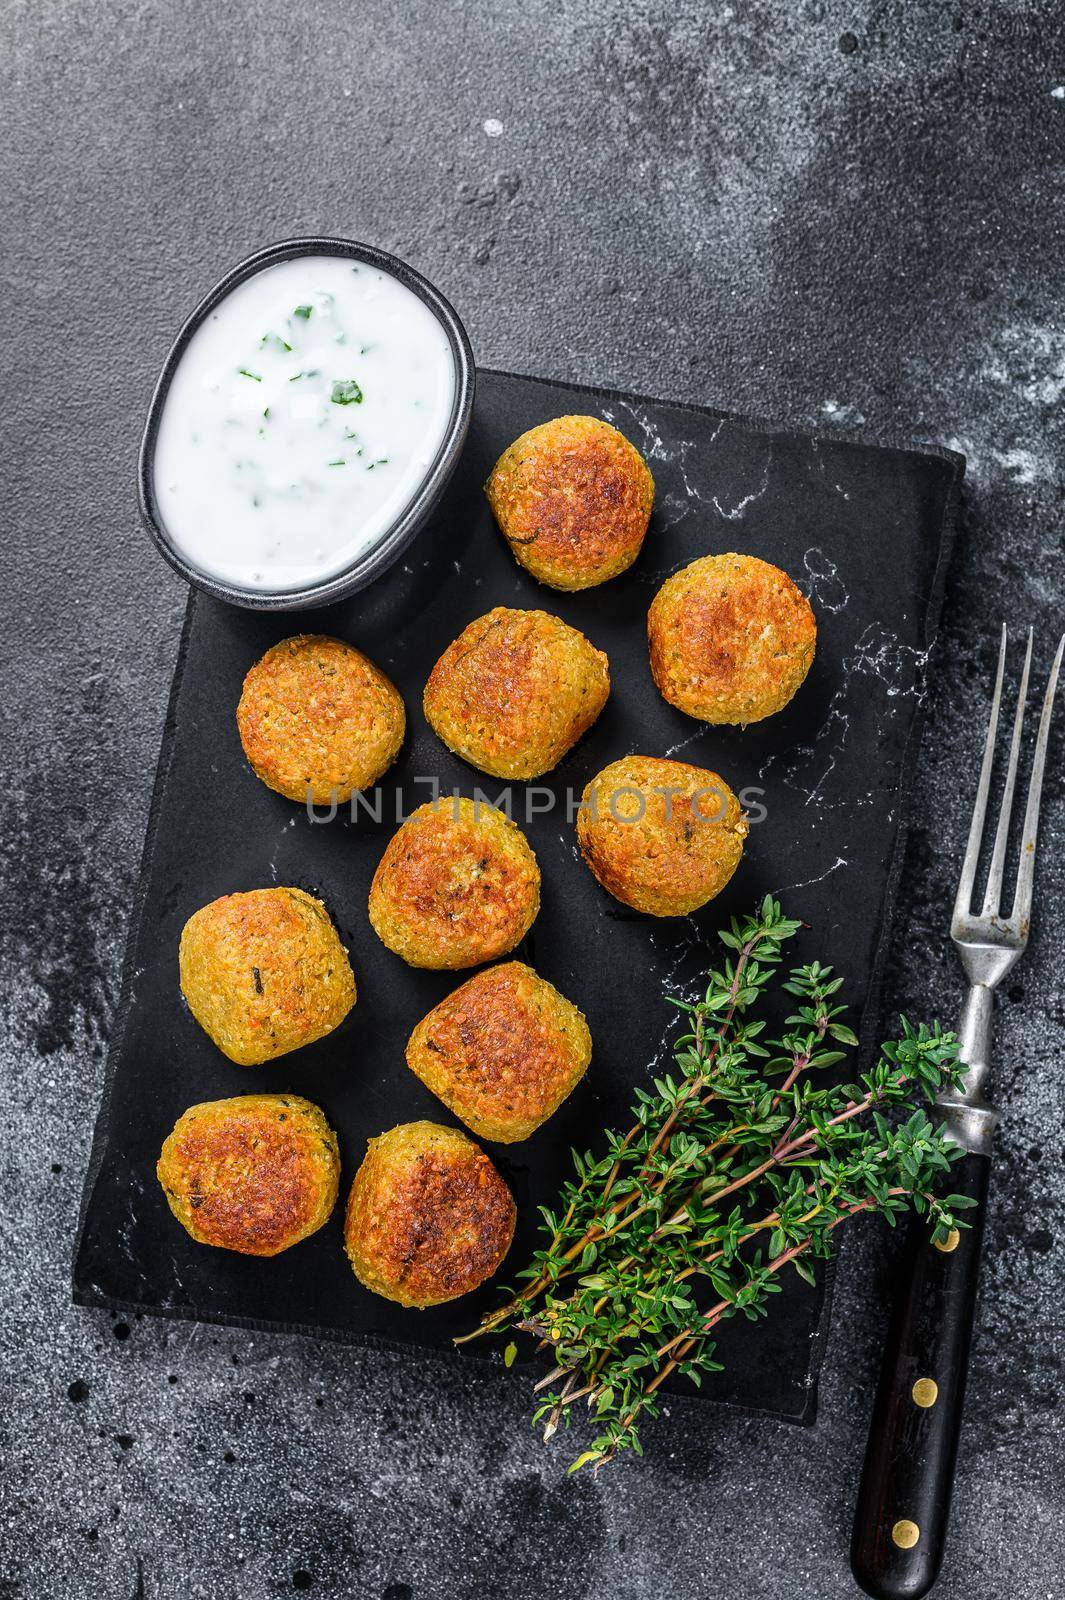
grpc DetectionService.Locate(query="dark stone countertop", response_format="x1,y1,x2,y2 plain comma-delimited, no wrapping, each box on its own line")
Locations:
2,4,1063,1597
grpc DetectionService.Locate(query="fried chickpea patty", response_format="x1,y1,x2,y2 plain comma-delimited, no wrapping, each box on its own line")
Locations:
406,962,591,1143
577,755,748,917
486,415,655,590
179,887,356,1065
368,798,540,969
423,607,610,779
157,1094,339,1256
237,634,405,804
344,1121,515,1307
648,554,816,724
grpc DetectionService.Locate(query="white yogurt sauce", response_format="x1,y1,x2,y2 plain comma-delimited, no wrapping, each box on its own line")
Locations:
153,256,457,591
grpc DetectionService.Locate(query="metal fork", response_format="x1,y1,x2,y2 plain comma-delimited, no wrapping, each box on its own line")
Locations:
852,626,1064,1600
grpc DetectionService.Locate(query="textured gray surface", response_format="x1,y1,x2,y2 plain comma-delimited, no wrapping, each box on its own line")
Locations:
2,2,1064,1596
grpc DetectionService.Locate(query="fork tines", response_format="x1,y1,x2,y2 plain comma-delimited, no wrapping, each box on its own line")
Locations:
952,626,1064,943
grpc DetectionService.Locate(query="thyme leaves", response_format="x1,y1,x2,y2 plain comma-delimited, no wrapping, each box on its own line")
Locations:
462,896,973,1473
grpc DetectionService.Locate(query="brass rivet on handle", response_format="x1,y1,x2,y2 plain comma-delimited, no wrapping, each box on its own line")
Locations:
892,1519,920,1549
934,1227,960,1253
912,1377,939,1408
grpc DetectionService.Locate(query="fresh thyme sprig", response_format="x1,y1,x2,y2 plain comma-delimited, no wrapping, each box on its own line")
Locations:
458,896,975,1473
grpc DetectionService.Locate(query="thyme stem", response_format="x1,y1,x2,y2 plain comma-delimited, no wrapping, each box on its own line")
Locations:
461,896,975,1471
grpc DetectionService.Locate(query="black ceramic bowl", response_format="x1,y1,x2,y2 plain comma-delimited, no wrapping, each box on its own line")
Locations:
138,237,475,610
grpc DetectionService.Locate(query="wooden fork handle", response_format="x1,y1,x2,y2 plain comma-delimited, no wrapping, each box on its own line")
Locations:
850,1150,990,1599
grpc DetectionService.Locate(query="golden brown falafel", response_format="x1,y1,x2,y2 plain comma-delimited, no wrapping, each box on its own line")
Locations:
576,755,748,917
648,554,816,724
179,887,356,1065
237,634,405,804
367,798,540,970
343,1121,515,1307
423,607,610,780
406,962,591,1142
486,415,655,590
157,1094,339,1256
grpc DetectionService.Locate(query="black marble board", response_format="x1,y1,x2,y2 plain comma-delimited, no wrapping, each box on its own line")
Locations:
73,368,961,1424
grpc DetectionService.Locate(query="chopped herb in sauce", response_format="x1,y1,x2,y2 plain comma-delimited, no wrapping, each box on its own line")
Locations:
152,256,456,592
331,379,363,405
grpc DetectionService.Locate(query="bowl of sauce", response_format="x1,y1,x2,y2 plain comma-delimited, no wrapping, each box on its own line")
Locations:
140,238,474,608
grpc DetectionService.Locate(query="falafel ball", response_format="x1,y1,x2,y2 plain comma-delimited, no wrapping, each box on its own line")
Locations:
406,962,591,1142
576,755,748,917
423,607,610,780
157,1093,339,1256
648,554,816,724
486,415,655,590
179,887,356,1065
237,634,405,804
344,1120,515,1307
368,798,540,969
